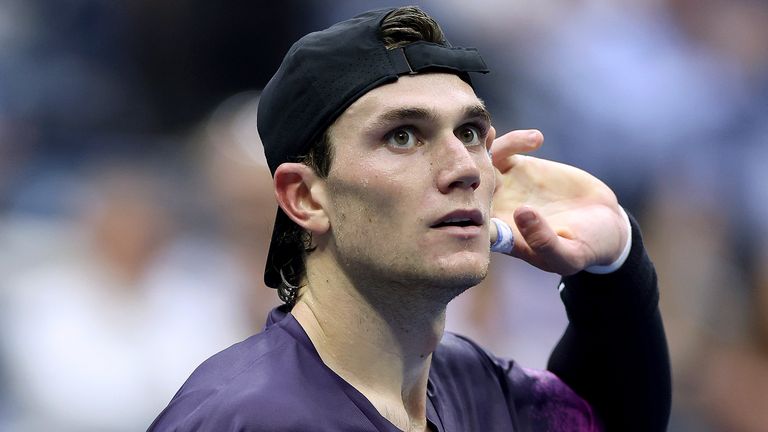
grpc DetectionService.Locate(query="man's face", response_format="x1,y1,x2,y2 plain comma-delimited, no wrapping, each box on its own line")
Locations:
319,73,496,294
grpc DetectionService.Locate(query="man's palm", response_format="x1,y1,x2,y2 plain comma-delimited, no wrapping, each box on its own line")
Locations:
490,130,627,275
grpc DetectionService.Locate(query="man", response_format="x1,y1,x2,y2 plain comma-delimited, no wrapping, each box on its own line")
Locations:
150,6,670,431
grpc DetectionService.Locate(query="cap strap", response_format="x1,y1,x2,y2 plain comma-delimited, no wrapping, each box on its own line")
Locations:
387,41,489,76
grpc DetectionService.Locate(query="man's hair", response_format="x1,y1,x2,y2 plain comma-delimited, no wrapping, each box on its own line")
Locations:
276,6,446,302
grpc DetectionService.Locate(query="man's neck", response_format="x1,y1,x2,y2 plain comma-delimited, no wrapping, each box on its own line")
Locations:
291,268,446,432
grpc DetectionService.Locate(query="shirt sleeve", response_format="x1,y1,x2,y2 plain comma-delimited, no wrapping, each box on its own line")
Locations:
547,212,671,431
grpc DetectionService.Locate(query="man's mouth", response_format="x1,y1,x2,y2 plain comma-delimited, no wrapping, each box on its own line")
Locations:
430,210,483,229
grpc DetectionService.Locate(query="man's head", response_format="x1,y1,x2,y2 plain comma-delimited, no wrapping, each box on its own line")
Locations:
258,6,491,303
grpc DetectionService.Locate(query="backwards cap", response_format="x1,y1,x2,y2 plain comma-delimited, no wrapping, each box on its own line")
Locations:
257,7,489,289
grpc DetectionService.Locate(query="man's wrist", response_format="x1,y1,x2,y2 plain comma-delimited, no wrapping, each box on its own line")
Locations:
584,206,632,274
490,217,515,254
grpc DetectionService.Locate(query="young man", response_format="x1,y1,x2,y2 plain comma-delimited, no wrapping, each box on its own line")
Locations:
150,7,670,431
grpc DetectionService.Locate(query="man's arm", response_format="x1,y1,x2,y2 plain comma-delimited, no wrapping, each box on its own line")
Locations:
548,214,671,431
489,130,671,430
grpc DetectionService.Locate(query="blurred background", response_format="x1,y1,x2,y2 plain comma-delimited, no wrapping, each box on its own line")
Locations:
0,0,766,430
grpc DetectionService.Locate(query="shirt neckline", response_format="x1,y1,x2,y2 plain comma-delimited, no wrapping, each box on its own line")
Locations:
266,305,443,432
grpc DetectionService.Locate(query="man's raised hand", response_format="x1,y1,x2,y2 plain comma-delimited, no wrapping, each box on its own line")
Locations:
490,129,629,276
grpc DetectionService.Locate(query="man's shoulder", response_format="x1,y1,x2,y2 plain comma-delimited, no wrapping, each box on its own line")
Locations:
430,332,511,393
432,333,602,430
148,324,330,431
433,331,501,370
182,326,294,388
433,332,587,399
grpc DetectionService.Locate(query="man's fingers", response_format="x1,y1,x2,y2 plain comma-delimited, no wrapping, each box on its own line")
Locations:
514,206,558,254
510,206,586,275
491,129,543,165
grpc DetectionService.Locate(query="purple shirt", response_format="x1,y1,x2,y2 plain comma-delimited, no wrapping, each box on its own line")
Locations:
149,306,601,431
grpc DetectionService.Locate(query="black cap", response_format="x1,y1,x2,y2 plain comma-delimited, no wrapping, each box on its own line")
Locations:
257,7,489,289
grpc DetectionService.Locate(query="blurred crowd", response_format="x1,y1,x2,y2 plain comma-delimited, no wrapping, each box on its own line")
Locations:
1,0,766,431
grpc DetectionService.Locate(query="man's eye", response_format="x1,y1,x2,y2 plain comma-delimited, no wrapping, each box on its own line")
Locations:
456,125,483,146
386,128,419,149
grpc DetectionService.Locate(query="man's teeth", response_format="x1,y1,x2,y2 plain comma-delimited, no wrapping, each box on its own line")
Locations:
444,218,470,223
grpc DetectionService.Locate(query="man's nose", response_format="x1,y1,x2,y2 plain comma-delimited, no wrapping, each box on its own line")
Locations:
435,137,482,194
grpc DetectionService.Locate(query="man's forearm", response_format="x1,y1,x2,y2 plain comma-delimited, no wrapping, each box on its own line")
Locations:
547,214,671,431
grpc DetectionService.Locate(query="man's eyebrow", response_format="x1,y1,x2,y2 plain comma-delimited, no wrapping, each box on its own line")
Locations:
464,104,491,124
367,107,438,131
365,103,491,132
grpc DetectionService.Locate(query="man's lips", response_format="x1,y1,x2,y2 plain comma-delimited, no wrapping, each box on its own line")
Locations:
430,209,484,229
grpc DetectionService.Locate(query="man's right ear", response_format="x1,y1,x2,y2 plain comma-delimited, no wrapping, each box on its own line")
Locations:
273,163,330,235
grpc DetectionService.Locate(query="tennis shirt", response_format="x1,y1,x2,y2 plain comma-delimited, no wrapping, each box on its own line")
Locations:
149,216,670,431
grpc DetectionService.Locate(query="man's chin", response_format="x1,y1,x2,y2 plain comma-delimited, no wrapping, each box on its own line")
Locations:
435,251,489,277
417,259,489,292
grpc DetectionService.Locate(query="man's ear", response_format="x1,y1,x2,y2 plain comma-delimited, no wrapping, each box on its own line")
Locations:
274,163,330,235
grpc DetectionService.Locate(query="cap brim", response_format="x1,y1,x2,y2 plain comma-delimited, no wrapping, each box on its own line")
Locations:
264,207,294,289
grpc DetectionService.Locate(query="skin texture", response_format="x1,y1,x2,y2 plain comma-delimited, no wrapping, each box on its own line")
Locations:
318,73,497,302
272,72,627,432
